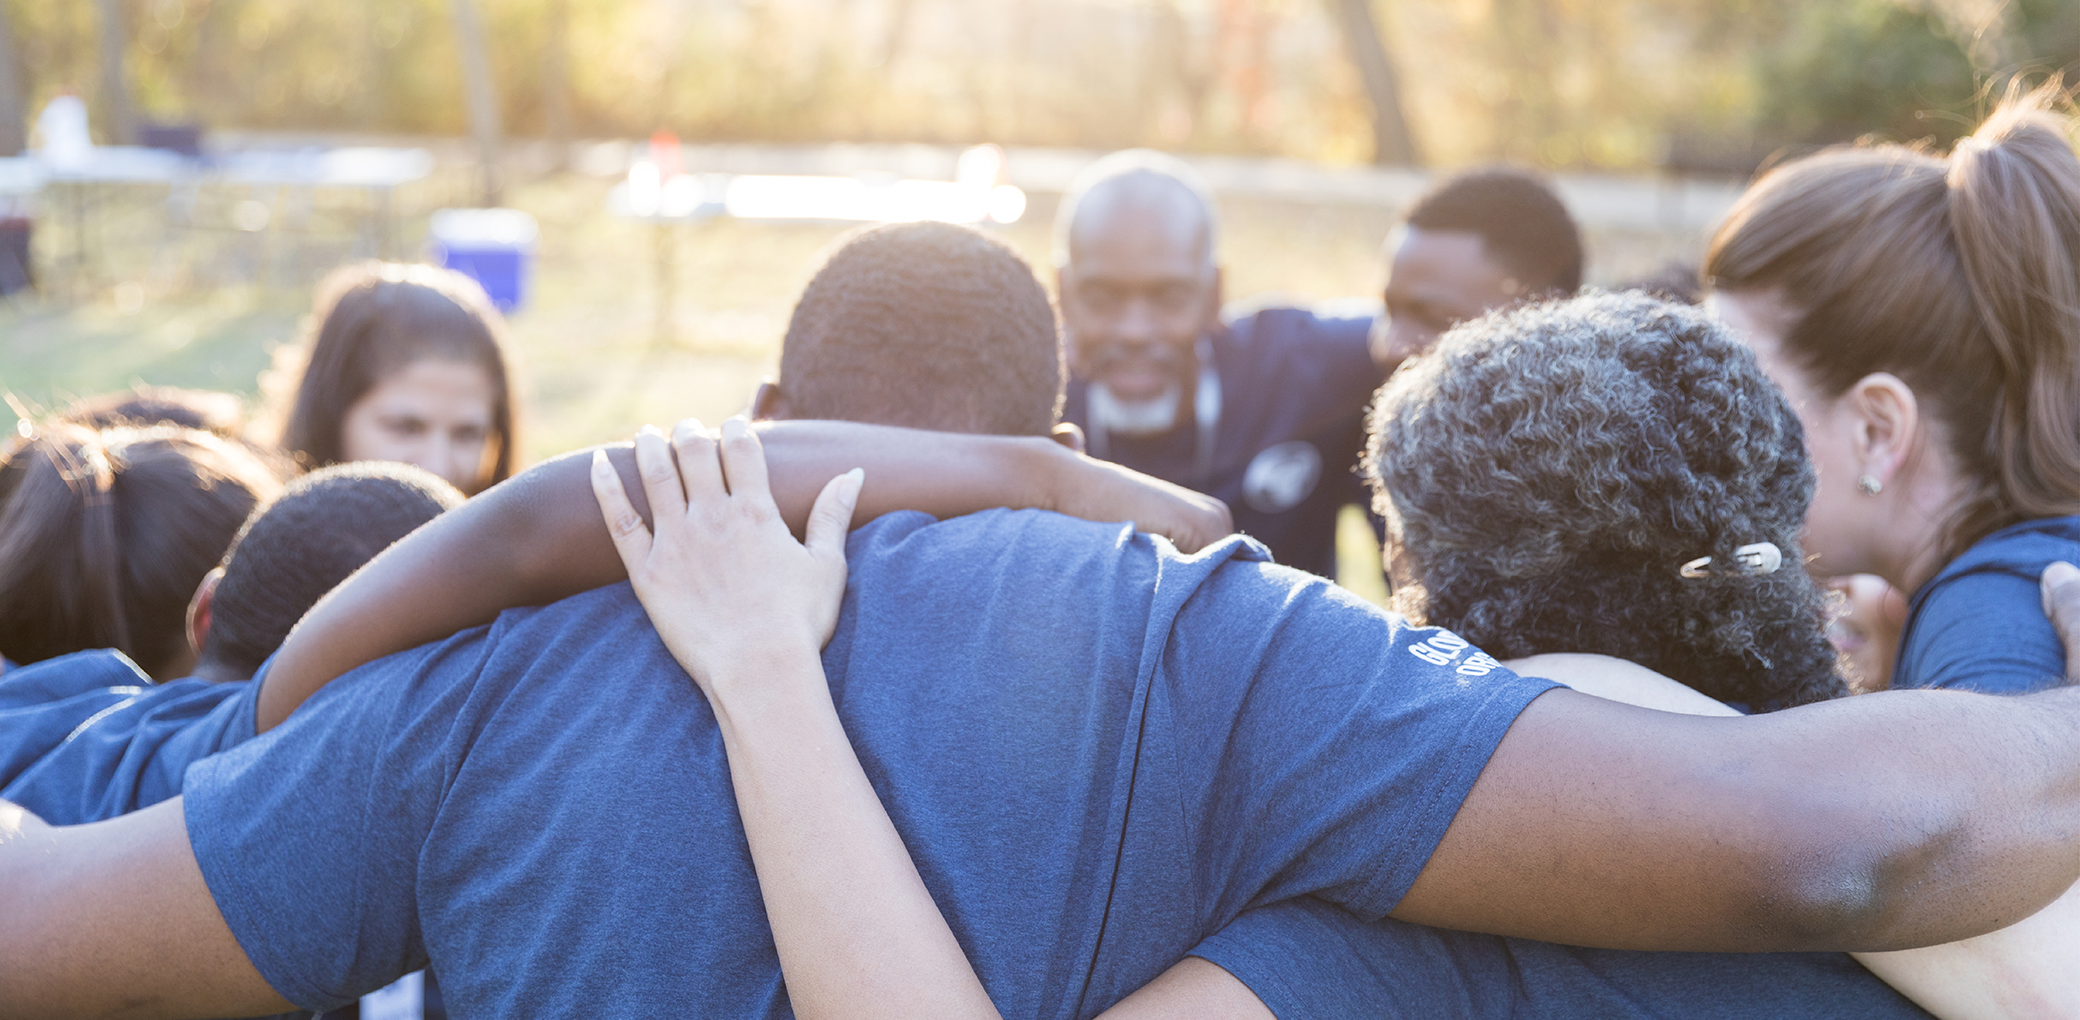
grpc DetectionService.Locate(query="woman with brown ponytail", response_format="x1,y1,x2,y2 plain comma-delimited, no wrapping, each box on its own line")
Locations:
1707,83,2080,696
1701,83,2080,1018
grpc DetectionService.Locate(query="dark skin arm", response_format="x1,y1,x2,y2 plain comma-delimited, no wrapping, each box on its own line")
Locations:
12,686,2080,1018
1393,683,2080,952
256,418,1230,730
1387,563,2080,953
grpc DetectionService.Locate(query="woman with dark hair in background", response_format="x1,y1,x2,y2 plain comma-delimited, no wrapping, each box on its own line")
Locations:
281,261,519,496
0,422,283,680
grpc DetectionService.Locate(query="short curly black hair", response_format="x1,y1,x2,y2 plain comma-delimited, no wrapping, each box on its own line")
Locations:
779,222,1064,436
1406,166,1583,296
1366,291,1847,711
201,461,463,679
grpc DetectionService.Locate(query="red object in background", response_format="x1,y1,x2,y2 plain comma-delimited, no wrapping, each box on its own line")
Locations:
649,130,683,181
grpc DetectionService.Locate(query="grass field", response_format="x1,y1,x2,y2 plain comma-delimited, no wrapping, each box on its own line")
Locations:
0,163,1708,602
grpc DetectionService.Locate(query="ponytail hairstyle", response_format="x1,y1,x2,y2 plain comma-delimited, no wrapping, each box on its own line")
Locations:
1706,81,2080,559
62,385,247,437
282,261,518,493
0,423,284,678
1366,292,1846,711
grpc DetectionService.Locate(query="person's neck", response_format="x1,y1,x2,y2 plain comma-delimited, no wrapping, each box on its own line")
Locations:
1870,461,1975,595
189,658,252,685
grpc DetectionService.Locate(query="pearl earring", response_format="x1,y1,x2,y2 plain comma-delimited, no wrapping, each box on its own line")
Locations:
1857,474,1883,496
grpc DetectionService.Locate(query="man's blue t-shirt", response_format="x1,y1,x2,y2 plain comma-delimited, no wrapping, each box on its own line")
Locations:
182,508,1554,1018
1192,898,1932,1019
1063,307,1384,578
0,648,258,824
1895,516,2080,693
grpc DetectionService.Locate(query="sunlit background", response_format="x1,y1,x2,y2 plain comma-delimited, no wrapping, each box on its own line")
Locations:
1,0,2073,512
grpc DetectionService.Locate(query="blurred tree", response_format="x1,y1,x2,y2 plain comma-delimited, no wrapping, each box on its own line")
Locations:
542,0,570,167
449,0,502,204
1755,0,1976,148
0,0,23,155
1324,0,1418,165
92,0,134,142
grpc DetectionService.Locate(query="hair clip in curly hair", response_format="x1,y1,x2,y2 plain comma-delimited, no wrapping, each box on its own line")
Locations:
1679,542,1783,579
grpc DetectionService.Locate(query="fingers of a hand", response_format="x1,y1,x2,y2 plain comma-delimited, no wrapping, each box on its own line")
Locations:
804,468,864,560
590,450,653,565
634,426,687,518
2038,562,2080,660
671,418,726,503
717,417,773,507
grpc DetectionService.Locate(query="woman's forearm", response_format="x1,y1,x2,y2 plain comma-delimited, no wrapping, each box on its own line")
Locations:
1856,881,2080,1020
708,647,1002,1020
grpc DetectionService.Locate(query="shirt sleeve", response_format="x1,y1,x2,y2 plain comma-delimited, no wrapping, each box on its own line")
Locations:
0,664,258,825
1898,570,2066,693
1267,310,1387,416
1162,559,1559,923
182,629,494,1012
1190,898,1510,1019
1192,899,1933,1020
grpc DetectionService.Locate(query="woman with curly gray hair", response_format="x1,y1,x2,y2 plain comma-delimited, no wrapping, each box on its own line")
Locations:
1195,290,2070,1020
1367,289,1846,712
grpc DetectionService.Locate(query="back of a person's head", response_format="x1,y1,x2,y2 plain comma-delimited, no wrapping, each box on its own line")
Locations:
63,385,246,436
200,462,463,680
283,260,518,484
1367,291,1846,711
1706,82,2080,557
776,222,1063,436
1406,166,1584,295
0,422,283,677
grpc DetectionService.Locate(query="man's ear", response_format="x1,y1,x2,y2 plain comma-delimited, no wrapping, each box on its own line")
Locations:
1200,264,1226,331
1845,372,1921,488
750,380,785,421
186,567,223,657
1050,422,1087,454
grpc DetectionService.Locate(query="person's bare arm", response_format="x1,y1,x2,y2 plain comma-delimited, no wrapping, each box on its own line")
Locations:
1520,653,2080,1020
1391,681,2080,952
257,419,1231,731
0,798,291,1019
605,423,1275,1020
597,421,1000,1020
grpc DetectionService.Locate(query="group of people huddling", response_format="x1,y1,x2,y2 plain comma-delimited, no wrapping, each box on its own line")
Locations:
4,84,2080,1020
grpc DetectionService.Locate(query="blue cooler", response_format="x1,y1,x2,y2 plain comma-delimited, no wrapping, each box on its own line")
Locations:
430,208,538,313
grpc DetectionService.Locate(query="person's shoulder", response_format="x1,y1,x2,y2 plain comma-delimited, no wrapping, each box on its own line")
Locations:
0,648,153,708
1223,296,1379,345
1929,516,2080,588
1898,565,2062,693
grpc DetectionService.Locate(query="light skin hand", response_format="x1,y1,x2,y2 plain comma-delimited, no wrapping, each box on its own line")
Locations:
594,416,1001,1020
591,418,857,699
2040,561,2080,682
